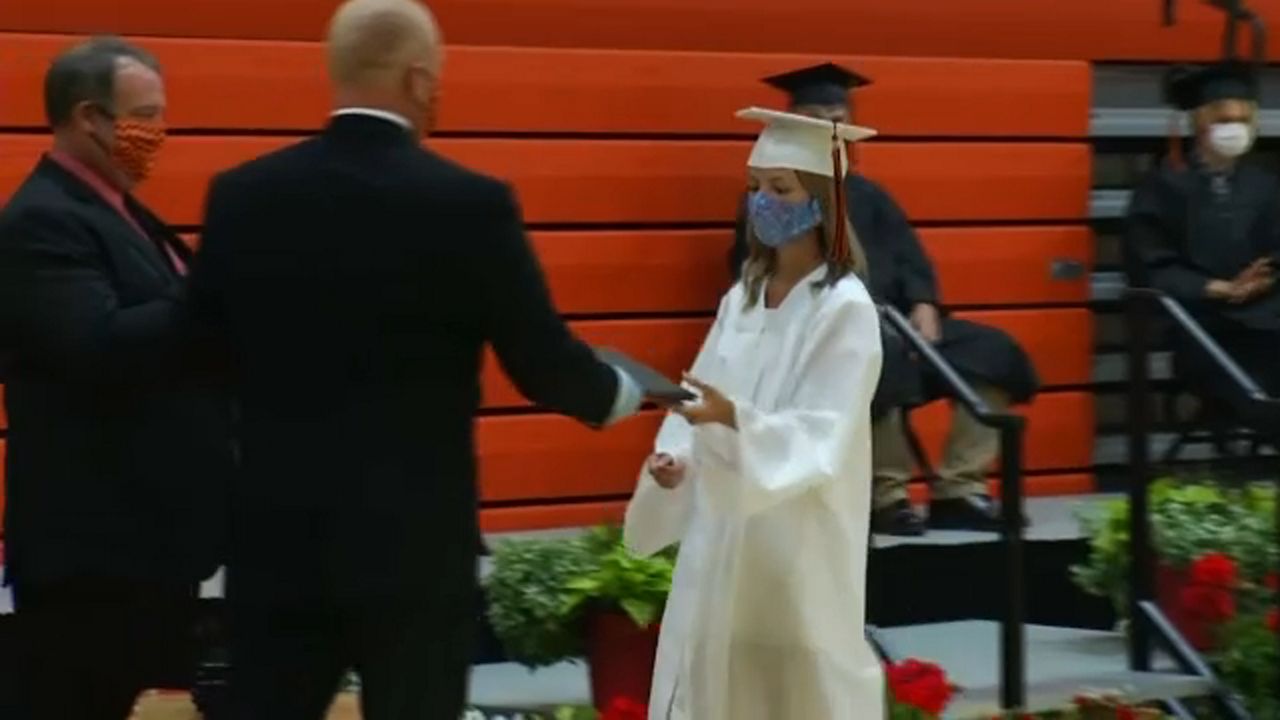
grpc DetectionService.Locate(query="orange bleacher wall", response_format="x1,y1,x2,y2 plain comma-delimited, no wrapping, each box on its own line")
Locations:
1,0,1277,61
0,2,1104,534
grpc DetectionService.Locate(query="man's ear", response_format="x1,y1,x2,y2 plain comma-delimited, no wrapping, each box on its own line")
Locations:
409,64,439,107
69,100,102,136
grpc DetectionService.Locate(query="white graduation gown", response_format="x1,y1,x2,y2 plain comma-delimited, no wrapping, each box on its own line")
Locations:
624,267,885,720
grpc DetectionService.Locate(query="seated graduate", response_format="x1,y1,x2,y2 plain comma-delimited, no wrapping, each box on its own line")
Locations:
625,107,885,720
1127,61,1280,396
729,63,1039,535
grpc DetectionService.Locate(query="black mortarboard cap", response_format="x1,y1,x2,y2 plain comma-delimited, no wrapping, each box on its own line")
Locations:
1163,61,1259,111
762,62,872,108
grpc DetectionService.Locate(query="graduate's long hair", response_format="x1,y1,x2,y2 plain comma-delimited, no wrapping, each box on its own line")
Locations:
741,170,868,308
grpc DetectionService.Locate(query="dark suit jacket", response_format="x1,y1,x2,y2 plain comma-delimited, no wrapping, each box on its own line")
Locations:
189,114,621,603
0,157,231,589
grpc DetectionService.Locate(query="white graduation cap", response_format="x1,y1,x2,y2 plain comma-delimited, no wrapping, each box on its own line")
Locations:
737,106,877,178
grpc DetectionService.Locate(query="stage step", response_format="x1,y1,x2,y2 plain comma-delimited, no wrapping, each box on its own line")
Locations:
469,661,591,709
872,493,1104,550
878,621,1213,718
466,621,1215,716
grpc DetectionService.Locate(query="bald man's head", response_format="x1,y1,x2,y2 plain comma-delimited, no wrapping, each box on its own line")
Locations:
327,0,443,133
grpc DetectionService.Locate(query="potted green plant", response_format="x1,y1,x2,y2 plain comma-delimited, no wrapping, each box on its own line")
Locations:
1150,480,1275,650
1177,550,1278,719
1074,477,1278,718
1072,478,1276,648
561,526,675,709
485,526,676,710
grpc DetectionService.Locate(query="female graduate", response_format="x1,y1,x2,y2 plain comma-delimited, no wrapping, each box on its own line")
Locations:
624,107,885,720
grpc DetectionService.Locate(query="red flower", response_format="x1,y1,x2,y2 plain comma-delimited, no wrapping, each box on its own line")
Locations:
1267,608,1278,634
601,696,647,720
1117,707,1137,720
1265,573,1279,592
1179,584,1236,622
886,659,955,716
1189,552,1238,589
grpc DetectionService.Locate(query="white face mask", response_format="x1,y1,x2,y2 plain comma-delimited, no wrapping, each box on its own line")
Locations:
1207,121,1254,158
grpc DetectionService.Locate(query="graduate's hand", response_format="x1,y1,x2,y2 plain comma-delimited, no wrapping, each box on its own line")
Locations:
647,452,686,489
1207,279,1252,304
1208,277,1269,304
909,303,942,344
1236,257,1273,285
672,373,737,429
1238,275,1275,302
1235,258,1275,301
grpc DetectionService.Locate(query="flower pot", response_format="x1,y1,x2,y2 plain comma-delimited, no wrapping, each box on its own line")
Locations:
586,610,660,710
1155,563,1216,651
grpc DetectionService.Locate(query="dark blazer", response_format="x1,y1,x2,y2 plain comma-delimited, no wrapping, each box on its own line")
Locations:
189,114,621,603
1127,156,1280,332
0,157,231,589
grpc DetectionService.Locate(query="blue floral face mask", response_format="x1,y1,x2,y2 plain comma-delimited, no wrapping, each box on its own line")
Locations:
747,191,822,248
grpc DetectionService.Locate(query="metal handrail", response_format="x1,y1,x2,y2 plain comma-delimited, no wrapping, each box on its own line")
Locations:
878,304,1029,711
866,624,896,665
1139,602,1252,719
1124,288,1279,717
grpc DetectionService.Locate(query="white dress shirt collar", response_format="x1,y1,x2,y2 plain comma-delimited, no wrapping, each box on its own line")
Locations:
331,107,413,131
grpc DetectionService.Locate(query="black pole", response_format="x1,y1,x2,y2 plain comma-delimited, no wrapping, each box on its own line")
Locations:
1223,2,1240,59
878,304,1026,708
998,419,1027,711
1126,290,1154,671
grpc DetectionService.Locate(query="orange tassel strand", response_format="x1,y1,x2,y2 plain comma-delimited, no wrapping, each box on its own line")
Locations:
829,125,850,265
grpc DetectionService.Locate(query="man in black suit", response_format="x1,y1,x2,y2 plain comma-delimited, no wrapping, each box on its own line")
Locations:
0,38,230,719
188,1,646,718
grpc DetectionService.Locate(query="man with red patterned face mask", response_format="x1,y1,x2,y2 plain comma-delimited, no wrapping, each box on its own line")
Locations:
0,37,230,720
58,41,169,192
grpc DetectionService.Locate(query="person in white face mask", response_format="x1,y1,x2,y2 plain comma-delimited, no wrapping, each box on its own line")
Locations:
1126,60,1280,400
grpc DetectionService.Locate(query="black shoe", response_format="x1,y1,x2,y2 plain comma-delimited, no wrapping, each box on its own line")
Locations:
928,494,1006,532
872,500,927,537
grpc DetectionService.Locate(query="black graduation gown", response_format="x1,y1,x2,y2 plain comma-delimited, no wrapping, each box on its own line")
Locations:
1126,156,1280,394
729,174,1040,418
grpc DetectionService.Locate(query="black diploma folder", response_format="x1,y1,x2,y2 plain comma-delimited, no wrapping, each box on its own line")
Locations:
594,347,696,403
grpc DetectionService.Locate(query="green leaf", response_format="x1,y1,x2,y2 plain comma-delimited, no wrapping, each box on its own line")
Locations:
564,577,602,593
484,537,601,668
620,597,659,628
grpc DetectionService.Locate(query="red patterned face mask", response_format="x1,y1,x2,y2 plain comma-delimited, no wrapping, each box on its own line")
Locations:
89,106,166,185
109,118,166,183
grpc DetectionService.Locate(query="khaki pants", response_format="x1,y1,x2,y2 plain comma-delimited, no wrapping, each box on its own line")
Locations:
872,386,1009,509
128,691,363,719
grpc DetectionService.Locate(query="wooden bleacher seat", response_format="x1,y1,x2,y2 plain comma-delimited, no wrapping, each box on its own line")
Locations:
0,34,1097,534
